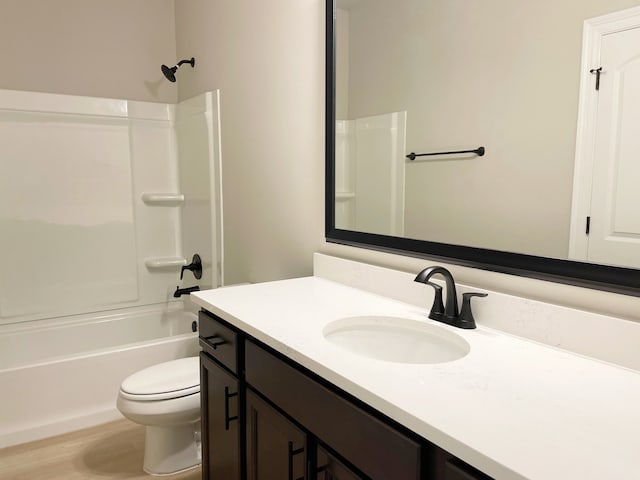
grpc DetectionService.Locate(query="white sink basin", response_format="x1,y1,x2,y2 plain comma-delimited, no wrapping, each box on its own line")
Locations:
323,316,470,364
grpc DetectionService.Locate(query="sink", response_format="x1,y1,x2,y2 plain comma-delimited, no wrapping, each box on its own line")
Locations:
323,316,470,364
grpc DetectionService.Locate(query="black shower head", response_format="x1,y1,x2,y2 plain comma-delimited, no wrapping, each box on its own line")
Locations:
161,57,195,82
161,64,178,82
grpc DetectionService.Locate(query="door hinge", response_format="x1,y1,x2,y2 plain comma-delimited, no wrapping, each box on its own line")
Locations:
590,67,602,90
586,216,591,235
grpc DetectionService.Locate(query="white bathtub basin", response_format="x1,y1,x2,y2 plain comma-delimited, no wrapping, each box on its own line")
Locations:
0,304,199,449
323,316,470,364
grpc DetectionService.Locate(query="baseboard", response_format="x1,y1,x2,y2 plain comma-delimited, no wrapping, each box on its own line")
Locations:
0,408,123,449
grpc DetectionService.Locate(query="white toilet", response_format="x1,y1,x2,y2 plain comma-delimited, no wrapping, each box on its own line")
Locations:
117,356,201,476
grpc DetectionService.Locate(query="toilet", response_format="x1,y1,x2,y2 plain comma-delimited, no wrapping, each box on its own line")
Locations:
117,356,201,476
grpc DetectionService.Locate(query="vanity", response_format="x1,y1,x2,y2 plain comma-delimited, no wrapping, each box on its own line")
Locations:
197,308,482,480
189,0,640,476
191,256,640,480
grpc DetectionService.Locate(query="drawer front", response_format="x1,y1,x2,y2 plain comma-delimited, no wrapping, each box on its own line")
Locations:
245,340,421,480
198,310,238,374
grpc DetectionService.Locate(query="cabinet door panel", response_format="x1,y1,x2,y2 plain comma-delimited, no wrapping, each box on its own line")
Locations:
245,340,421,480
200,352,241,480
246,389,307,480
317,446,363,480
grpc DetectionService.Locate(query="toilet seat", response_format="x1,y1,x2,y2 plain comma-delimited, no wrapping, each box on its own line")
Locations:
120,357,200,401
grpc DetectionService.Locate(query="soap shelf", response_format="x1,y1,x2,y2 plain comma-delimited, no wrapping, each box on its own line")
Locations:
145,257,187,269
335,192,355,201
141,193,185,205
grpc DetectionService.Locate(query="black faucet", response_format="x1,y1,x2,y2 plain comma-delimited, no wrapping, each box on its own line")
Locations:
414,266,487,329
174,285,200,298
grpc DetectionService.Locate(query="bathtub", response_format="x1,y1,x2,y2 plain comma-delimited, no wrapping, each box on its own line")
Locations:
0,303,199,448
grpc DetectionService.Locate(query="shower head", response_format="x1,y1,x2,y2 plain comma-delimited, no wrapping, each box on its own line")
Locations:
161,64,178,82
161,57,195,82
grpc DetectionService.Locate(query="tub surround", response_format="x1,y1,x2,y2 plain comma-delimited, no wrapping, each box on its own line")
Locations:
0,88,221,327
0,88,220,448
191,255,640,480
0,89,179,325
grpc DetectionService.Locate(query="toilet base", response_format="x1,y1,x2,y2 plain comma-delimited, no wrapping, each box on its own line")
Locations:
143,421,201,476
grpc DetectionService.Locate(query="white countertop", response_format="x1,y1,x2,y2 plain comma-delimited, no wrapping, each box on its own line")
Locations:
191,277,640,480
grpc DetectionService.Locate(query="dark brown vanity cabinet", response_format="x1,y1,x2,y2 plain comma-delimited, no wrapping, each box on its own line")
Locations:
316,446,362,480
244,339,421,480
433,451,494,480
199,313,242,480
246,389,308,480
199,310,493,480
200,353,242,480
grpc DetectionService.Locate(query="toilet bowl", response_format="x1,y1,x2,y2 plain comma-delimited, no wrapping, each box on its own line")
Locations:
117,356,201,476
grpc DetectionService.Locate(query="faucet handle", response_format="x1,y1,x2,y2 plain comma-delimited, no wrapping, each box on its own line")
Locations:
180,254,203,280
425,281,445,319
458,292,488,329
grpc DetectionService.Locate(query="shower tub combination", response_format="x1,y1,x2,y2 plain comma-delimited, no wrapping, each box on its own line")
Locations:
0,303,199,449
0,88,223,450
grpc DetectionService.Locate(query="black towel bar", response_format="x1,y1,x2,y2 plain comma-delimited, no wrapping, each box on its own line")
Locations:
406,146,485,161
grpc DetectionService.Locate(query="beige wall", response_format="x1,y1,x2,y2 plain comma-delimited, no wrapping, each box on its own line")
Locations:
6,0,635,319
341,0,640,259
174,0,325,285
171,0,640,321
0,0,177,103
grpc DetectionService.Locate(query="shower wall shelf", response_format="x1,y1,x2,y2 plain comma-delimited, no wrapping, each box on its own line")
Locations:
335,192,355,201
145,257,187,269
141,193,185,205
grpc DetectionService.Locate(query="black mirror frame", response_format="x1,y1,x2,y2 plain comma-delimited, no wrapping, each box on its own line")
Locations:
324,0,640,297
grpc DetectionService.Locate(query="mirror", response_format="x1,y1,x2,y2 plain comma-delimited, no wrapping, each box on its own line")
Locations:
325,0,640,295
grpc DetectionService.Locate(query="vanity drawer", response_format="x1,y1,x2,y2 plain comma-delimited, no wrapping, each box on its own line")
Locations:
198,310,239,374
245,340,421,480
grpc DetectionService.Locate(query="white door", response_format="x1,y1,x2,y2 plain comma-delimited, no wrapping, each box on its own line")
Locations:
588,26,640,267
570,8,640,269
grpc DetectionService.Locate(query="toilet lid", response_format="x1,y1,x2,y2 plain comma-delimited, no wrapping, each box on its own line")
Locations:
120,357,200,400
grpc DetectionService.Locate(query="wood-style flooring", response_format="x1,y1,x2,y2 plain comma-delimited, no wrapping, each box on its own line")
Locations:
0,419,202,480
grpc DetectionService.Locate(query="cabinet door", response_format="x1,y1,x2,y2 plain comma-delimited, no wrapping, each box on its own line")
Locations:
246,389,307,480
200,352,241,480
245,340,421,480
317,446,363,480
